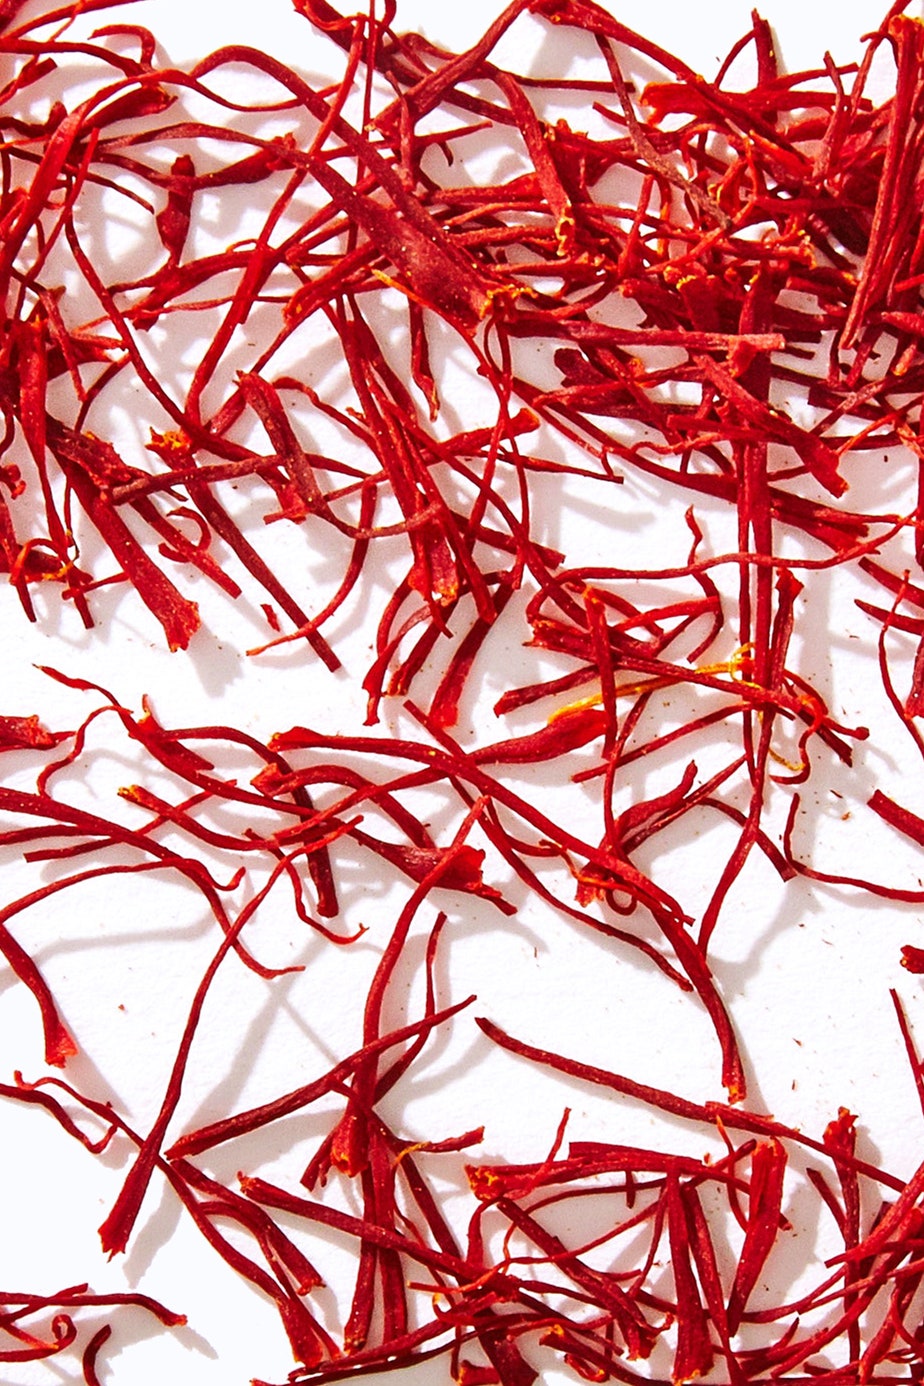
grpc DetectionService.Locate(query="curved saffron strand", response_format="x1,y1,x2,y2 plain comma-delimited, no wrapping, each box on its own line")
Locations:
97,825,357,1257
165,993,475,1160
474,1015,904,1192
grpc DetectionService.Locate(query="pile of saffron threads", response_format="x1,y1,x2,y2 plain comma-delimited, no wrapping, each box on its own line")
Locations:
2,0,924,1381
